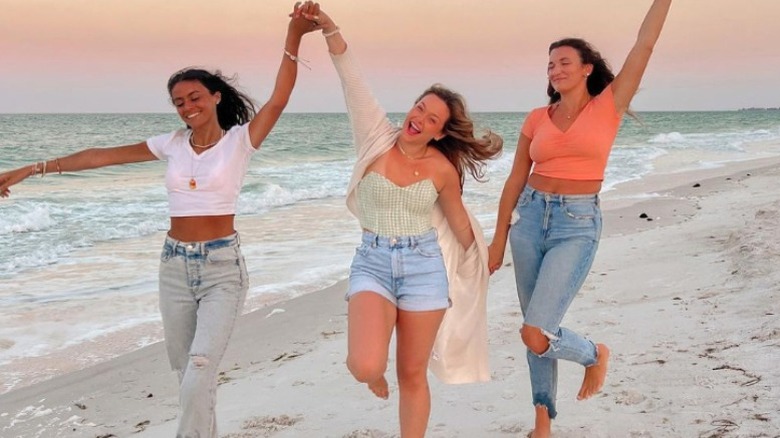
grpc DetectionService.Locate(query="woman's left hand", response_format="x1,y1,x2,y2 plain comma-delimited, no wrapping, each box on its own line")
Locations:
487,243,505,275
288,1,323,36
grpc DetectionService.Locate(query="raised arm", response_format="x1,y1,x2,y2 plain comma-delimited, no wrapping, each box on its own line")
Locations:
247,6,317,149
296,3,346,56
611,0,672,115
487,134,533,273
0,142,156,198
297,3,395,157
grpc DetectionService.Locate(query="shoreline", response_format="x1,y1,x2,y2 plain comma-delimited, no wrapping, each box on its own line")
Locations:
3,156,780,436
1,278,351,436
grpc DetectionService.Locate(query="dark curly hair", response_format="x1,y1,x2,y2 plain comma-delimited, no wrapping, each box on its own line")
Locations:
167,68,256,129
547,38,615,104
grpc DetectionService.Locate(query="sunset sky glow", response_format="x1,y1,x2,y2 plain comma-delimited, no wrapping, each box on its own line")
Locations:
2,0,779,113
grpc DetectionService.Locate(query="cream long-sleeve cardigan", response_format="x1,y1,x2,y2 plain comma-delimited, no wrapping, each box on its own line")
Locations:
332,48,490,384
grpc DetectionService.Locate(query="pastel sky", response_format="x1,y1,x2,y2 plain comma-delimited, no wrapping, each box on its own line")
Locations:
1,0,779,113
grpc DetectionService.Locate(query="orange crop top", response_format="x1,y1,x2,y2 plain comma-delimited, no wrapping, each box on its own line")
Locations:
521,84,622,181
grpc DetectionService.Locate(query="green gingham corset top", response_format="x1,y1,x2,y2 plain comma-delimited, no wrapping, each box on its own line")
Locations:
357,172,438,236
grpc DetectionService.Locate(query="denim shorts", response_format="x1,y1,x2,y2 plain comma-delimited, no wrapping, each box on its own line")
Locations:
347,229,450,312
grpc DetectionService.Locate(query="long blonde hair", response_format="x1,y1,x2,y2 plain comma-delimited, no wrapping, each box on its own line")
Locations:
418,84,503,188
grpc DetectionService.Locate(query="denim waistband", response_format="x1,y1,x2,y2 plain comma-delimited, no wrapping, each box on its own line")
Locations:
361,229,438,248
524,185,599,203
163,232,240,256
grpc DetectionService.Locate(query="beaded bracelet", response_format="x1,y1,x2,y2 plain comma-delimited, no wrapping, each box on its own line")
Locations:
323,27,340,38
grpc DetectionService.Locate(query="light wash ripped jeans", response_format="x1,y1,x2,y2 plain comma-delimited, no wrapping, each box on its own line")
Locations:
159,232,248,438
509,186,601,419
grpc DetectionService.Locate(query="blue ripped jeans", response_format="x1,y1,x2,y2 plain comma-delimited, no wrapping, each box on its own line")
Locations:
509,186,601,419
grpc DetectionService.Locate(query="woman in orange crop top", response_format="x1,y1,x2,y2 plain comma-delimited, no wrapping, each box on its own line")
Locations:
0,9,319,437
488,1,672,437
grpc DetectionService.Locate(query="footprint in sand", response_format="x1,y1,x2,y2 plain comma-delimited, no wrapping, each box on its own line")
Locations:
0,338,14,350
222,414,302,438
491,423,523,434
614,389,647,405
430,422,448,434
490,364,517,381
343,428,394,438
750,327,780,342
470,401,496,412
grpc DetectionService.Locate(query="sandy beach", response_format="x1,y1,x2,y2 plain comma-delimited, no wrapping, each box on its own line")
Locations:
2,155,779,437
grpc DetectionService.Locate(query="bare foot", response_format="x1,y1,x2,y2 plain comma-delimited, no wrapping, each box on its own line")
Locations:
578,343,610,400
367,376,389,399
528,405,551,438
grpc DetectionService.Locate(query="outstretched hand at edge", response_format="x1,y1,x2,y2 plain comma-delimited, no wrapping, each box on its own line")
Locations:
0,166,33,198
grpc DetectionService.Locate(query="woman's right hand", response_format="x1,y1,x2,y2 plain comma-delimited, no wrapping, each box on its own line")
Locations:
288,2,322,37
0,165,33,198
292,1,337,34
487,242,506,275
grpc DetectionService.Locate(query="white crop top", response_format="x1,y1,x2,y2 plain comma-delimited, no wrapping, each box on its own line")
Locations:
146,123,255,217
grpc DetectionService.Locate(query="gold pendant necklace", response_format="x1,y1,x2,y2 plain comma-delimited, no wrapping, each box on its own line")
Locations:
397,143,428,176
189,156,199,190
555,97,592,121
188,129,225,190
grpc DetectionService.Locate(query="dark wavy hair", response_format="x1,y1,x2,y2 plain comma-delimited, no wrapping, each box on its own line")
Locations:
547,38,615,104
167,68,256,129
417,84,503,189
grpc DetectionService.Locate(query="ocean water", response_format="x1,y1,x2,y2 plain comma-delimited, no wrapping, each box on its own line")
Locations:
1,110,779,393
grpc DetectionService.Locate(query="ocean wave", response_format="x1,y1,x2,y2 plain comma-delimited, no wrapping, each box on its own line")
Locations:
648,131,686,144
239,183,345,214
645,128,780,151
239,161,352,213
0,205,55,235
602,146,667,191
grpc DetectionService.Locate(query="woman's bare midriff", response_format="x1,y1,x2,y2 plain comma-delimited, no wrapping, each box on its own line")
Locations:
528,173,602,195
168,215,236,242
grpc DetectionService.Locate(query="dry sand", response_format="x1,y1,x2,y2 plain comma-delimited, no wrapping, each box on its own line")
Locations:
2,158,779,437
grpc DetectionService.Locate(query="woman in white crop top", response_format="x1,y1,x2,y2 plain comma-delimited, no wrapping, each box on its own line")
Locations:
297,3,503,436
0,9,319,438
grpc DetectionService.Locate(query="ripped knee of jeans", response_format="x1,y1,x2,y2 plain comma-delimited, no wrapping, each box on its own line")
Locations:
533,327,563,357
532,393,558,420
522,325,559,356
540,328,560,342
190,354,210,369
